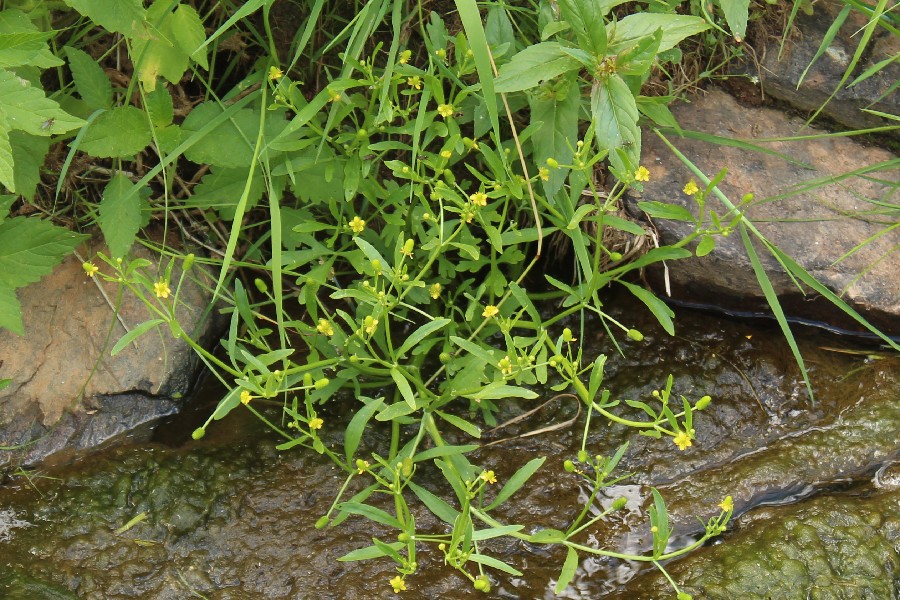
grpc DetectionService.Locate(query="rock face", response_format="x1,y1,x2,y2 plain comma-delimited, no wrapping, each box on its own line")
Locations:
730,0,899,132
625,88,900,335
0,239,221,468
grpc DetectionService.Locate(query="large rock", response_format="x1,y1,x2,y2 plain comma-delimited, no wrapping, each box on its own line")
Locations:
729,0,899,132
625,88,900,335
0,238,221,468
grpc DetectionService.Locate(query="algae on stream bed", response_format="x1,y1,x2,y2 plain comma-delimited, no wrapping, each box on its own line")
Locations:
0,303,897,599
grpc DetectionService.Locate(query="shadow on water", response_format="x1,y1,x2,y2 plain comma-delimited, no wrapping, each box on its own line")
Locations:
0,290,897,599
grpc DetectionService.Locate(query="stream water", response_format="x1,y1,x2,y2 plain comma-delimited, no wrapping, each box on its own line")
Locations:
0,298,897,599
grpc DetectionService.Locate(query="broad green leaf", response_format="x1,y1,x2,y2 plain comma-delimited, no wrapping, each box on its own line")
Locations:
131,1,204,91
450,335,497,363
530,74,580,199
98,173,144,258
170,4,208,69
435,410,482,438
462,382,538,401
555,546,580,594
466,553,523,576
620,281,675,335
0,10,62,69
10,131,50,200
188,166,264,221
636,200,694,222
528,528,567,543
65,46,112,110
395,318,450,359
696,234,716,257
111,319,165,355
344,397,383,463
212,386,241,420
615,28,662,77
0,284,23,335
145,86,174,127
181,102,260,168
338,541,405,562
0,114,13,192
649,488,671,558
0,68,85,136
375,400,416,421
80,106,151,158
390,367,418,410
0,195,14,221
485,456,546,511
0,216,86,290
601,213,645,236
338,502,403,529
557,0,618,55
63,0,146,37
409,481,460,524
718,0,750,41
591,74,640,167
494,42,581,93
413,444,480,462
607,14,709,54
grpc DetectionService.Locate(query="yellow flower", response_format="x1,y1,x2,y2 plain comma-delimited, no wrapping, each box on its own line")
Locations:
683,180,700,196
482,305,499,318
673,430,692,451
469,191,488,207
153,281,171,299
240,390,252,405
538,167,550,182
480,470,497,484
634,166,650,182
440,149,452,159
718,496,733,512
356,459,370,474
498,356,513,377
437,103,454,118
328,89,342,103
429,283,442,299
316,319,334,336
268,65,283,80
406,75,421,90
364,316,379,335
349,216,366,235
390,575,407,593
309,417,324,430
461,208,475,223
82,262,99,277
398,49,412,64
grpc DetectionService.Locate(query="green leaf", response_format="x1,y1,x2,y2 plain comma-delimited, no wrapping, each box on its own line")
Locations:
0,195,14,221
649,488,671,558
615,28,662,77
145,86,174,127
471,524,524,541
485,456,545,511
557,0,618,54
338,541,405,562
409,481,460,524
169,4,208,69
696,234,716,257
636,200,694,222
0,116,14,193
344,397,383,464
413,444,480,462
718,0,750,41
530,74,580,199
111,319,165,356
338,502,403,529
63,0,146,37
462,382,538,401
435,410,482,438
591,74,640,168
130,1,206,90
212,387,241,420
10,131,50,200
188,166,264,221
395,318,450,359
65,46,112,110
528,528,567,544
375,400,416,421
181,102,260,168
390,367,418,410
0,284,23,335
555,546,580,594
0,68,85,136
80,106,151,158
98,173,144,258
620,281,675,336
607,14,709,54
456,0,500,141
0,216,86,290
494,42,581,93
466,553,523,576
0,10,63,69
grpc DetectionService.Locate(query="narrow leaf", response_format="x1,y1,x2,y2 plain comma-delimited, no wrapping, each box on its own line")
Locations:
555,546,580,594
110,319,165,356
485,456,546,511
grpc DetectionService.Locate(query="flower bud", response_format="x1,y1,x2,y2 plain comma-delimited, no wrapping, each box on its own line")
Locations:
694,395,712,410
254,278,268,294
397,532,411,543
303,373,313,387
191,427,206,440
562,328,574,342
402,238,415,257
563,460,575,473
473,576,491,592
401,457,414,477
439,352,451,364
627,329,644,342
611,496,627,511
546,157,559,169
609,251,623,261
183,253,195,272
315,516,330,529
577,450,588,463
315,377,330,390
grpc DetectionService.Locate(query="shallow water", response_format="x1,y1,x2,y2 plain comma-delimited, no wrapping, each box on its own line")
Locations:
0,297,897,599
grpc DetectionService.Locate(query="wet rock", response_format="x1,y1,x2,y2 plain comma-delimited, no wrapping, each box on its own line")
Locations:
730,0,899,132
0,239,221,469
626,88,900,334
613,489,900,600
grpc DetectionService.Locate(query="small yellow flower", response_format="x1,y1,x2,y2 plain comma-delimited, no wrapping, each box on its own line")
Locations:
480,470,497,484
406,75,422,90
437,103,454,118
153,281,171,299
683,180,700,196
538,167,550,182
268,65,283,80
316,319,334,337
482,305,499,318
498,356,513,377
440,149,452,159
364,316,379,335
718,496,733,512
470,191,488,207
429,283,442,299
461,208,475,223
634,166,650,182
435,48,447,60
309,417,324,430
328,89,343,103
673,430,692,451
349,216,366,235
390,575,407,593
240,390,252,405
83,262,99,277
356,459,370,474
398,49,412,64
